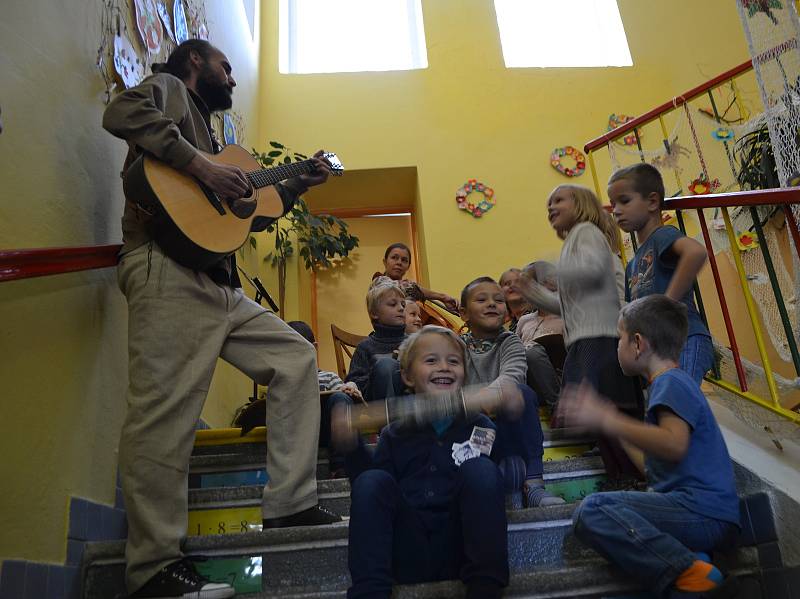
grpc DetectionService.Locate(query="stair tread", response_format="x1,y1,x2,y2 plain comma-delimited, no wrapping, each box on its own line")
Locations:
189,452,603,474
84,503,584,563
234,553,761,598
187,458,604,508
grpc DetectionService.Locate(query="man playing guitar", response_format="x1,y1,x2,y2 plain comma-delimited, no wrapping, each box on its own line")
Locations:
103,39,340,599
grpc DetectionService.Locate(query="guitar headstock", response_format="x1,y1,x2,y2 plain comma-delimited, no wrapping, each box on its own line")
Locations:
323,152,344,176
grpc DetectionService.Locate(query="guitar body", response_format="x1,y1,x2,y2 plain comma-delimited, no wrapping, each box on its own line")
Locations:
123,144,285,270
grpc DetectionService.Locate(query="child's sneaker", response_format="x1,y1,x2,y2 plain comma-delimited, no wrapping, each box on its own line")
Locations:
129,558,234,598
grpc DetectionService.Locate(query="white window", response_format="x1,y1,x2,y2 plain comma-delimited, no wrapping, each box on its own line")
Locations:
279,0,428,74
494,0,632,68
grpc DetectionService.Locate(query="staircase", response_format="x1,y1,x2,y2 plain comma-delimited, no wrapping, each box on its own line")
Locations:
80,417,791,598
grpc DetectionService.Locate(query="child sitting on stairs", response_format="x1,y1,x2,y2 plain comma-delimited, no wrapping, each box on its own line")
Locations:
459,276,564,508
336,326,510,598
562,295,742,598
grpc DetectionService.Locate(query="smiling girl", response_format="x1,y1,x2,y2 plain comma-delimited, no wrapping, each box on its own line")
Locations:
515,185,644,480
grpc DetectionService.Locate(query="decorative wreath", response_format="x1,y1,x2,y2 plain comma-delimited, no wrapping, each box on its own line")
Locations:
608,113,640,146
456,179,496,218
550,146,585,177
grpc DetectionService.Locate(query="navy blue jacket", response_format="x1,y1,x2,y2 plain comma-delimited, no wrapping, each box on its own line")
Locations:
350,414,497,521
345,322,406,399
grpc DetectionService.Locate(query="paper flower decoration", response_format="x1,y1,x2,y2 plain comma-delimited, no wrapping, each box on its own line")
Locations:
608,114,639,146
550,146,586,177
711,127,735,141
688,174,721,195
456,180,496,218
736,231,759,251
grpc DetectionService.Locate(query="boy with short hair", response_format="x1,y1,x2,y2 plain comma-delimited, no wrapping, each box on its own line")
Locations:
346,279,407,402
459,276,564,507
562,295,741,598
608,163,713,383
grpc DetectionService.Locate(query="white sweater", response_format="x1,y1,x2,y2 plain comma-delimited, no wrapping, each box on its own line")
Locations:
524,222,624,347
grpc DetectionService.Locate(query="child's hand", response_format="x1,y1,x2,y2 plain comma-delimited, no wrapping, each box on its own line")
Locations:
440,294,459,313
557,382,618,433
340,382,364,403
512,268,543,303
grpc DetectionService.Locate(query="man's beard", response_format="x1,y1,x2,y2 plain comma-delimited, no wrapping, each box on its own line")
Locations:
196,65,233,112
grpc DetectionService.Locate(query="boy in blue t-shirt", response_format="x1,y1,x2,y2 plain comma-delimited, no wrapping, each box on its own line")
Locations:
608,163,713,383
560,295,740,598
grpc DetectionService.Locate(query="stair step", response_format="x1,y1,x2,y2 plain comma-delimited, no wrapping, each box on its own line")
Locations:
81,525,759,599
191,426,593,456
185,472,606,537
189,449,600,489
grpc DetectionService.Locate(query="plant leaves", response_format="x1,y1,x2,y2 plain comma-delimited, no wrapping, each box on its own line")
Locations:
268,150,283,157
269,141,285,149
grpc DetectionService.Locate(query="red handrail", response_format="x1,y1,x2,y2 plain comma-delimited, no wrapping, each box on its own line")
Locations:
664,187,800,209
0,244,122,283
584,59,753,152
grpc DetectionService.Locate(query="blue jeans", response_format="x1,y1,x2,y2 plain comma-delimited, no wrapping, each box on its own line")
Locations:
491,384,544,480
368,357,403,402
572,491,738,597
680,334,714,385
347,460,509,598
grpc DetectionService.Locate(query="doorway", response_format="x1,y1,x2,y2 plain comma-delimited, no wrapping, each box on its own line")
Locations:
314,212,417,373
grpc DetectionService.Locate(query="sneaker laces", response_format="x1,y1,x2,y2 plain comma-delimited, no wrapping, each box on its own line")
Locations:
315,504,339,519
167,558,210,587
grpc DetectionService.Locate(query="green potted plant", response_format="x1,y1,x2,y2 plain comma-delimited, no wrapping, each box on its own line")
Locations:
251,141,359,316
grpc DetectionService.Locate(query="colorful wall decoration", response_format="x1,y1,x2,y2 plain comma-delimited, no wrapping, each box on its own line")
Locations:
455,179,496,218
97,0,210,98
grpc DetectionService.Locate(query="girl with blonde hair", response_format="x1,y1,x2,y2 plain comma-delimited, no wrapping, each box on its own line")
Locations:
515,185,643,480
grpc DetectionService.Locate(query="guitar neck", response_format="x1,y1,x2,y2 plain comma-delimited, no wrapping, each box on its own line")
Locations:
247,160,317,189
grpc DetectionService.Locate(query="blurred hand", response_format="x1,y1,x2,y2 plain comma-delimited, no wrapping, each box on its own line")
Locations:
330,401,359,453
467,383,524,421
557,381,616,433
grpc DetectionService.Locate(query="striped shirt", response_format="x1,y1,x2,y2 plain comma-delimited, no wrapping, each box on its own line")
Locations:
318,369,344,392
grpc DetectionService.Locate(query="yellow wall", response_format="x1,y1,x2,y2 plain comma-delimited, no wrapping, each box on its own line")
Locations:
258,0,750,310
0,0,768,568
0,0,261,565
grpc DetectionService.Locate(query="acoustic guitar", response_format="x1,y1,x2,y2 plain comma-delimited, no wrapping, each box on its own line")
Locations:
122,144,344,270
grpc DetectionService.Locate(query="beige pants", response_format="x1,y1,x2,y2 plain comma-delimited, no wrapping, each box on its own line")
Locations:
117,243,320,593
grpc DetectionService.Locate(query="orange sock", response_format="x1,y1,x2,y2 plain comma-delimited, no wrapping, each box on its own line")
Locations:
674,560,723,592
